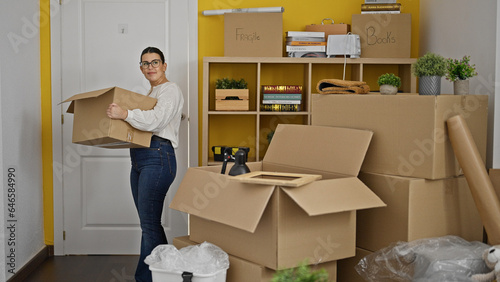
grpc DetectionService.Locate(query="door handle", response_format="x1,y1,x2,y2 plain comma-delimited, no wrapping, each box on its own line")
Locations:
181,113,186,121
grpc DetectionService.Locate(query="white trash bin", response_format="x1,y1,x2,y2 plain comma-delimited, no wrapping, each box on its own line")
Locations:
145,242,229,282
149,267,227,282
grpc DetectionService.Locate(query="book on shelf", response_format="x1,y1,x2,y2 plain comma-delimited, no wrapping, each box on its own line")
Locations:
361,3,401,10
286,31,325,38
288,51,327,58
260,104,301,112
262,100,301,105
365,0,396,3
262,85,302,94
361,10,401,14
286,45,326,52
263,93,302,99
287,41,327,46
286,36,326,42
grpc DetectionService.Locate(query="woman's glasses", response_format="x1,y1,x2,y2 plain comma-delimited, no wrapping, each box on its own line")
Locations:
140,59,162,69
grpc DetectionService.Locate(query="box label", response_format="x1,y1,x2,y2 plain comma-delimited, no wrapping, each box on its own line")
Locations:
224,13,283,57
352,14,411,58
234,28,261,43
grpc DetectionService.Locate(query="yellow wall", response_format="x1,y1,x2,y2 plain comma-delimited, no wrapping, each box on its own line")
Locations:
197,0,420,164
41,0,54,245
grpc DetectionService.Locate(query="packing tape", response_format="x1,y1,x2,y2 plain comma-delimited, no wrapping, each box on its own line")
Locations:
127,130,134,142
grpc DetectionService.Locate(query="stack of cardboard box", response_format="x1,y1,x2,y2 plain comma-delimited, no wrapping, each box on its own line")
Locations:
311,93,489,281
170,124,387,281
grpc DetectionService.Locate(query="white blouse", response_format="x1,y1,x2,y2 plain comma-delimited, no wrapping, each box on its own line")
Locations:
125,82,184,148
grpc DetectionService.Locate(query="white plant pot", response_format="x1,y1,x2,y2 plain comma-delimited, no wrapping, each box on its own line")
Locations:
380,84,398,95
453,79,469,95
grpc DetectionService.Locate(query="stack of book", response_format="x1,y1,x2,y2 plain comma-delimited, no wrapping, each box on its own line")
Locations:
361,2,401,14
261,85,302,112
285,31,326,58
364,0,396,3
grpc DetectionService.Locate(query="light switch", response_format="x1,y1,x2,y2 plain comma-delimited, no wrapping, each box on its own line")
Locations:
118,24,128,34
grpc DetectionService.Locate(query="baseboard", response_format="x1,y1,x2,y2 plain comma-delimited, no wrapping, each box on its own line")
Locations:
7,245,53,282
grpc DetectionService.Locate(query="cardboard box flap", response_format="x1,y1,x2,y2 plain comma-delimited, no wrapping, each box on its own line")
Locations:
282,177,386,216
264,124,373,176
62,87,115,113
169,168,276,233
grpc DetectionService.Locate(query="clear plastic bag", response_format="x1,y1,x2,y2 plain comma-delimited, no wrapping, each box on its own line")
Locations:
355,235,490,281
144,241,230,275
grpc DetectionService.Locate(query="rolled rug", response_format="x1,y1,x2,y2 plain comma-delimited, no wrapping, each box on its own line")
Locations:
447,114,500,245
316,78,370,94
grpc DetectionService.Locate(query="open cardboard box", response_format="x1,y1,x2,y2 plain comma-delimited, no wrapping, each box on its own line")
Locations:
62,87,157,148
170,124,385,270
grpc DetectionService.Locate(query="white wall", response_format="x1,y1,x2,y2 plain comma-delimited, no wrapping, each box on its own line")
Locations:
0,0,45,280
420,0,497,168
495,3,500,168
0,54,5,280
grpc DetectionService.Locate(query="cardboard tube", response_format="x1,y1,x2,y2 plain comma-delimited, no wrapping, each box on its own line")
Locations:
447,114,500,244
202,7,284,16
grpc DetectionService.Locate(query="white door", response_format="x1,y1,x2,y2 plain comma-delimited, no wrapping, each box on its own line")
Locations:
55,0,194,254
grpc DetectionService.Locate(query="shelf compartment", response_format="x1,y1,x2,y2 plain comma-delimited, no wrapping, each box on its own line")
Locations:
259,115,308,159
311,63,357,92
260,63,310,113
208,115,257,163
208,63,258,111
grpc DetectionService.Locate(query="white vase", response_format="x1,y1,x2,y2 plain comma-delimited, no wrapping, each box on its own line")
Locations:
453,79,469,95
380,84,398,95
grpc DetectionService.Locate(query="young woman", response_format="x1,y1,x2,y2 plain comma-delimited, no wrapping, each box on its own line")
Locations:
106,47,184,282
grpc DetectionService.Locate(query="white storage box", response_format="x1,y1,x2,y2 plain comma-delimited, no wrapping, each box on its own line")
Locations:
150,267,227,282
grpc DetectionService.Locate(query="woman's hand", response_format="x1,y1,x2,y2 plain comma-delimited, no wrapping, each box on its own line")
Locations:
106,103,128,120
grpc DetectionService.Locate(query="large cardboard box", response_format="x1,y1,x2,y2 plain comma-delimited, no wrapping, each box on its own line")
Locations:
312,94,488,179
489,169,500,201
337,247,373,282
63,87,157,148
224,13,283,57
173,236,337,282
356,172,483,252
351,14,411,58
170,124,385,270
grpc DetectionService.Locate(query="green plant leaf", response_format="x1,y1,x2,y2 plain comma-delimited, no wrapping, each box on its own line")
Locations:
377,73,401,87
445,55,477,82
272,260,330,282
412,52,446,77
215,77,248,89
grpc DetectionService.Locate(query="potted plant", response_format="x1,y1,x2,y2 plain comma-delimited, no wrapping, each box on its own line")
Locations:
272,260,329,282
377,73,401,95
445,55,478,95
412,52,446,95
215,77,248,90
215,77,249,111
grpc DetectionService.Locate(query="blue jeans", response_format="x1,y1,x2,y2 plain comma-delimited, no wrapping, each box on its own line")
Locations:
130,138,177,282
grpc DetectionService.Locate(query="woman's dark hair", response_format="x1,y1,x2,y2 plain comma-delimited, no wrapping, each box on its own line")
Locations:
141,47,165,63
